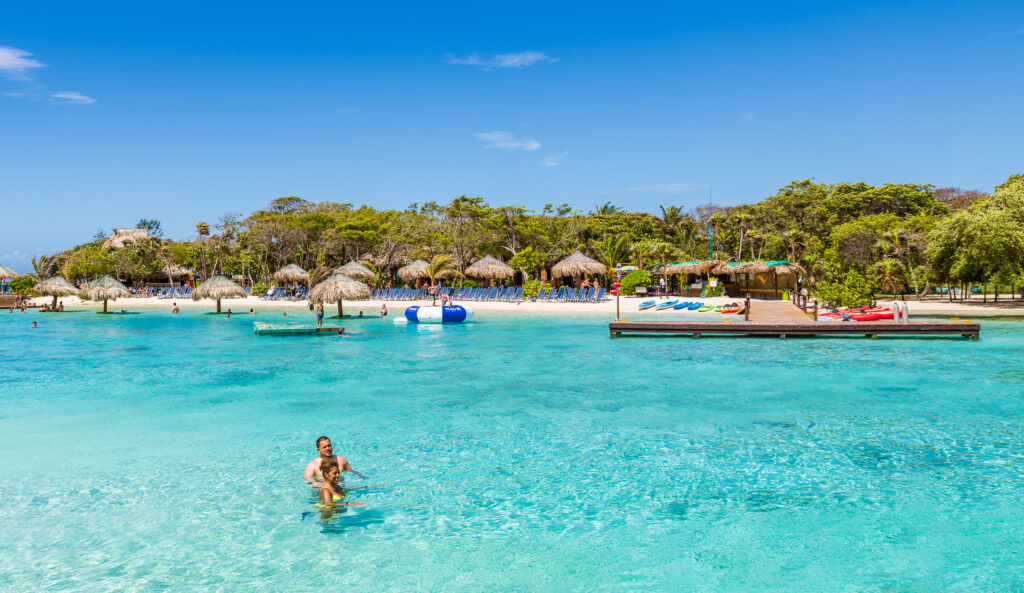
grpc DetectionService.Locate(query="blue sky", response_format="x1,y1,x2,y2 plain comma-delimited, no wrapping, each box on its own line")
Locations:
2,1,1023,271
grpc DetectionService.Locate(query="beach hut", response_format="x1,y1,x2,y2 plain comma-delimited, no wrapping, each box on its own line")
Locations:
465,255,514,285
86,275,130,313
35,276,80,309
309,273,371,318
273,264,308,285
551,250,606,279
192,274,246,313
335,261,375,280
398,259,430,281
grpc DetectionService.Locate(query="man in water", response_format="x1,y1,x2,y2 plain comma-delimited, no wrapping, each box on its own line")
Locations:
315,300,324,329
303,436,366,484
172,302,179,314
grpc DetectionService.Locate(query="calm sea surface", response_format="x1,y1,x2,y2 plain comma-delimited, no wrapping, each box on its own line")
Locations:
2,308,1023,592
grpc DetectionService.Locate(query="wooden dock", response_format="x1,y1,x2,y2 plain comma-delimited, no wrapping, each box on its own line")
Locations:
609,300,980,339
254,322,345,335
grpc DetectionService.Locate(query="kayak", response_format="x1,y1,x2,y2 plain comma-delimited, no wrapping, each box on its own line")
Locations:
655,300,680,310
638,300,656,310
687,302,702,310
698,304,714,312
672,301,692,310
735,305,746,315
721,304,740,314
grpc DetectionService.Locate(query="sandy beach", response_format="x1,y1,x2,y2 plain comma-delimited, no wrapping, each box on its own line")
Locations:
21,294,1024,317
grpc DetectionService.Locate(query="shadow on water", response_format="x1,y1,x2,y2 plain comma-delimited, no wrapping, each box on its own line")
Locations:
300,508,387,534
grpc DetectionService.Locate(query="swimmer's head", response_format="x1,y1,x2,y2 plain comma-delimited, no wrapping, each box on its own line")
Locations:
320,459,340,483
316,436,332,456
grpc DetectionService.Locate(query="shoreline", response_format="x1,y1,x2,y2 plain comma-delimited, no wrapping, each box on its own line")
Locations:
20,294,1024,317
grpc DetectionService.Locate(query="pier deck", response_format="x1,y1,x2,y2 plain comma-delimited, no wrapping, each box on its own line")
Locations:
254,322,345,335
610,301,979,339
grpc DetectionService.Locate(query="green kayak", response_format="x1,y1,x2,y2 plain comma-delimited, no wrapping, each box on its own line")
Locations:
713,304,724,312
698,304,714,312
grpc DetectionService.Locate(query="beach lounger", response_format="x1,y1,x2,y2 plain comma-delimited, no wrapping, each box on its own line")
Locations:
533,288,546,302
594,288,605,301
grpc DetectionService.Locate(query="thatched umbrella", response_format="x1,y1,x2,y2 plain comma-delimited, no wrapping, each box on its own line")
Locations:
273,264,308,284
35,276,80,309
465,255,514,281
0,264,17,279
398,259,430,281
551,250,606,278
694,260,724,275
192,274,245,313
309,273,371,318
86,275,130,313
772,262,807,276
336,261,375,280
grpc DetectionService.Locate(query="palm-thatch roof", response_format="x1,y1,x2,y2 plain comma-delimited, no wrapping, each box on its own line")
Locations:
36,276,80,297
734,261,771,274
309,273,371,317
102,228,149,250
0,264,17,279
770,261,807,275
273,264,309,283
398,259,430,281
465,255,514,279
86,276,130,312
36,275,79,308
551,250,606,278
191,275,246,313
192,275,246,301
336,260,375,279
164,264,193,279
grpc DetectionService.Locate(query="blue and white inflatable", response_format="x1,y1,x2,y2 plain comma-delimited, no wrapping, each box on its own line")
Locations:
404,305,474,323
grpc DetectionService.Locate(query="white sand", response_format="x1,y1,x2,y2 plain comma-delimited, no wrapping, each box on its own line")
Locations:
23,294,1024,317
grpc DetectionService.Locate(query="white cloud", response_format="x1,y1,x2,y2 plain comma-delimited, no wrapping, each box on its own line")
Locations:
51,91,96,105
626,183,708,194
475,131,540,151
541,151,568,167
448,51,557,71
737,112,756,122
1015,28,1024,34
0,46,45,80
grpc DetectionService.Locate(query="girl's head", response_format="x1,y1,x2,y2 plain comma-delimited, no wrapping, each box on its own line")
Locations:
320,460,340,483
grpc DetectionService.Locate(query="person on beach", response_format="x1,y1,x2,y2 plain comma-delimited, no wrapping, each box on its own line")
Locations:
659,276,667,296
58,301,64,312
171,302,179,314
303,436,366,484
315,300,324,329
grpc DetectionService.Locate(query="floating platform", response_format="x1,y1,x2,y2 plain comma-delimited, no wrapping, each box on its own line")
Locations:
609,320,979,339
610,300,979,339
254,322,345,335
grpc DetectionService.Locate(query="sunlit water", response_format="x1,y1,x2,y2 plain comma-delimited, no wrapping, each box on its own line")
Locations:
2,307,1023,592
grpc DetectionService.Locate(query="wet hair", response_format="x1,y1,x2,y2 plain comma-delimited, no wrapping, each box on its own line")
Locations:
320,458,339,478
316,435,331,448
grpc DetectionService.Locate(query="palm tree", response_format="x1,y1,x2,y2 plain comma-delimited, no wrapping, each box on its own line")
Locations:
594,235,630,283
659,205,684,237
784,229,807,262
592,202,622,215
709,212,727,259
873,258,903,296
747,231,764,261
881,229,923,299
650,241,676,293
425,254,463,286
196,222,210,280
30,254,56,280
732,213,752,261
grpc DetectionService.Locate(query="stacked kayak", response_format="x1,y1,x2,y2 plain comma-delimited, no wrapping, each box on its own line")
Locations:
672,301,692,310
820,307,894,321
638,300,657,310
655,300,679,310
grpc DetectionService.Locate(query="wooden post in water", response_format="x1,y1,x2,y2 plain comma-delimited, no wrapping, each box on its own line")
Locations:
813,299,818,321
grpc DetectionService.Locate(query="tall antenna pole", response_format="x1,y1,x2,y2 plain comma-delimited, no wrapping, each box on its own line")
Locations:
708,183,713,259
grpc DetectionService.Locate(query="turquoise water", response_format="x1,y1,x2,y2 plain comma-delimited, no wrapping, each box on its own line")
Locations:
2,308,1024,592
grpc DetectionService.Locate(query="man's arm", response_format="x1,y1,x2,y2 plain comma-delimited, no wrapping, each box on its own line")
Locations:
338,455,367,479
303,459,319,483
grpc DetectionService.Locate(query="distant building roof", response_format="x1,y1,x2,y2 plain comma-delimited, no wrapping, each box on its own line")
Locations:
103,228,149,250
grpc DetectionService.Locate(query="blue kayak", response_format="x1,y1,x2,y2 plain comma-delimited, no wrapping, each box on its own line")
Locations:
687,302,702,310
672,301,692,310
638,300,657,310
655,300,679,310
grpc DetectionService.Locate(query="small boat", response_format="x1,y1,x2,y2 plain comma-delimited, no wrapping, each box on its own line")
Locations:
721,303,740,314
687,302,701,310
672,301,692,310
655,300,680,310
698,304,714,312
713,304,724,312
638,300,657,310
